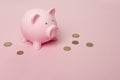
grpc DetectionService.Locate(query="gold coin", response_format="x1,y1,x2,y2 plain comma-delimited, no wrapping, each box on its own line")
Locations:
4,42,12,47
64,46,71,51
72,40,79,45
86,42,94,47
17,50,24,55
72,33,80,38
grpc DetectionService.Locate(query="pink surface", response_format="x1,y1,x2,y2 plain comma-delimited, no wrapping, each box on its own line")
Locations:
0,0,120,80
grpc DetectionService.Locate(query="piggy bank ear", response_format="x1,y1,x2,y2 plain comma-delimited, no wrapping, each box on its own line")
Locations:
32,14,40,24
48,8,55,16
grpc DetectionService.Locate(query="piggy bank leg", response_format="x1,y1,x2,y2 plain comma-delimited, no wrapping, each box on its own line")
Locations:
33,41,41,50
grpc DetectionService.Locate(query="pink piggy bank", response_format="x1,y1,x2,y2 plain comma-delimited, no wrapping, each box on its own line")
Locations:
20,8,59,50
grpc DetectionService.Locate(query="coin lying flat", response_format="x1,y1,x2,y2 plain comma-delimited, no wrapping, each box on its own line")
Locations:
4,42,12,47
17,50,24,55
72,33,80,38
64,46,71,51
86,42,94,47
72,40,79,45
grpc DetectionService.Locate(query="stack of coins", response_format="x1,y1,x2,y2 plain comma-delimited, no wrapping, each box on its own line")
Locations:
63,33,94,52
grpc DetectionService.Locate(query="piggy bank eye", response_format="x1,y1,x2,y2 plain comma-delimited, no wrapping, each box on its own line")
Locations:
45,22,48,25
52,20,54,22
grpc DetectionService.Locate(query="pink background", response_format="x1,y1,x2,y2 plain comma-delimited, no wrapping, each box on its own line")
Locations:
0,0,120,80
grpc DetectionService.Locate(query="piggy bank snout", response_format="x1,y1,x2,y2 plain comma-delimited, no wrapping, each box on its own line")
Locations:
46,25,58,38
